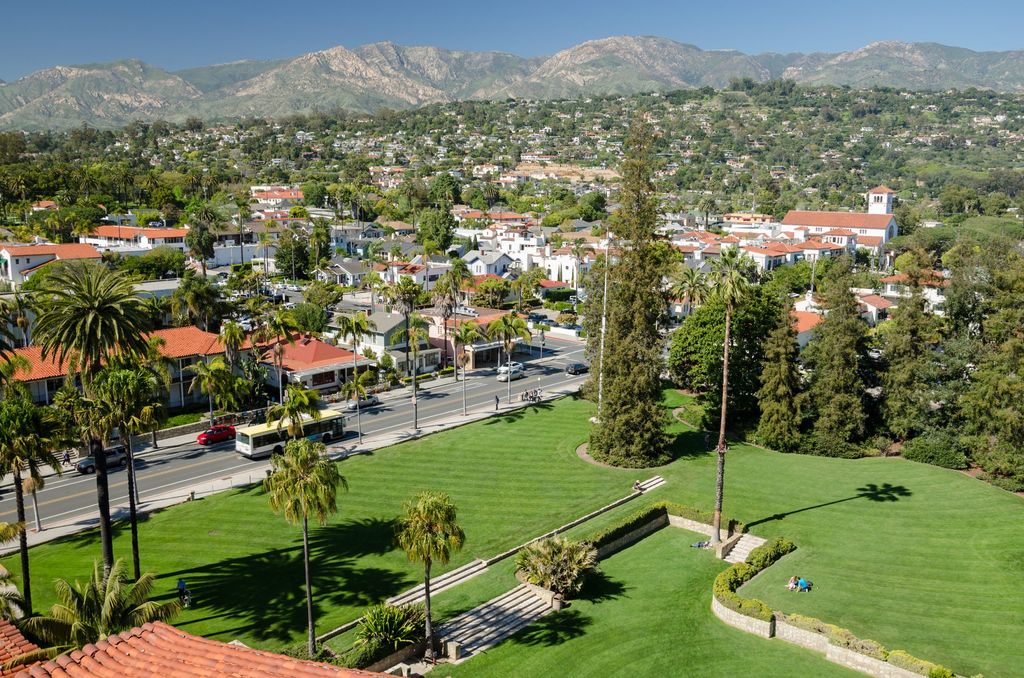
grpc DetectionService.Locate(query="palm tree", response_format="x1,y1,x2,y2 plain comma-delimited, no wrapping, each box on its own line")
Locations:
0,525,26,621
362,270,384,313
258,309,299,405
171,270,220,331
266,384,322,440
709,247,752,544
257,230,274,282
91,368,160,580
487,313,532,404
697,195,717,230
570,238,592,289
0,392,64,614
1,293,33,347
390,313,429,431
220,320,246,370
670,265,710,318
396,491,465,663
264,438,346,658
188,357,234,427
336,312,375,443
18,559,179,661
432,271,457,368
33,261,151,573
452,321,482,416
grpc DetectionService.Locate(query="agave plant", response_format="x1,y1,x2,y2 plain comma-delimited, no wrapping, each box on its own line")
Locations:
515,536,598,597
355,603,425,652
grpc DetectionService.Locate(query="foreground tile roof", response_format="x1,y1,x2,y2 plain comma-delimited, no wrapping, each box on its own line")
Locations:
22,622,383,678
0,620,39,676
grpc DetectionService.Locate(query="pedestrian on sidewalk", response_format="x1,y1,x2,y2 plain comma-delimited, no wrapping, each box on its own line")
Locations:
62,451,71,467
494,395,499,411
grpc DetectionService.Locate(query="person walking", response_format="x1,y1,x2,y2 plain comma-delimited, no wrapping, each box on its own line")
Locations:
494,395,499,411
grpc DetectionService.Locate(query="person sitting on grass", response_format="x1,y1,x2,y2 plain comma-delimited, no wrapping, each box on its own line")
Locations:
787,576,798,591
797,576,812,592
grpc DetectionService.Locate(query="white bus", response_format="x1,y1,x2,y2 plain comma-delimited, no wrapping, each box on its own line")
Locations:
235,410,346,459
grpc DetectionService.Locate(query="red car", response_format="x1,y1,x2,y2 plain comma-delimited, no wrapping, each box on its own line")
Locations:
197,425,236,445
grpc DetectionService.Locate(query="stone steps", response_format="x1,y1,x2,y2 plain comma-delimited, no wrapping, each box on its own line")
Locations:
636,475,665,492
440,584,552,660
724,533,767,564
386,559,487,607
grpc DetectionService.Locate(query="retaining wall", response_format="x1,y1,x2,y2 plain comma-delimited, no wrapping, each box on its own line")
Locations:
824,645,926,678
710,596,774,639
595,513,669,559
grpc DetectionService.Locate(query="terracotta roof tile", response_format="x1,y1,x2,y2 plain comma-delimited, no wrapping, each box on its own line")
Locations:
89,226,190,240
0,244,101,259
0,619,40,676
792,310,823,334
782,211,893,230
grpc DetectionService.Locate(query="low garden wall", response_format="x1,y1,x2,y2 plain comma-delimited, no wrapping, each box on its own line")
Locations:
594,513,668,558
710,595,774,639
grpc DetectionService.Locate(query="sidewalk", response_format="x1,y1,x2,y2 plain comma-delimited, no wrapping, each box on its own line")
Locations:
2,378,585,555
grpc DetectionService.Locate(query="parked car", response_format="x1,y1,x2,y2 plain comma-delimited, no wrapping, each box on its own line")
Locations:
565,362,589,375
497,366,525,382
345,394,381,411
75,446,129,474
197,425,236,445
527,313,547,323
496,362,524,374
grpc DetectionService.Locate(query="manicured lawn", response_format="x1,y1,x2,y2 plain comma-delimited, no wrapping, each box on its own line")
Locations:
445,527,858,678
9,396,630,649
8,390,1023,676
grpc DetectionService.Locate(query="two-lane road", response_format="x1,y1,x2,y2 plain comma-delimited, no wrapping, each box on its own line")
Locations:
0,337,589,529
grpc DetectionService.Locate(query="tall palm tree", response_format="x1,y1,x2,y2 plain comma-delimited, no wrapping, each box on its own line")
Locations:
362,270,384,313
396,491,465,663
33,261,151,573
390,313,429,430
670,265,710,318
258,309,299,405
336,312,375,443
91,368,160,580
709,248,752,544
266,384,322,440
187,357,234,427
570,239,592,289
487,313,532,404
0,524,26,621
1,293,33,348
18,559,179,661
171,270,220,331
452,321,482,416
0,392,64,614
697,195,717,230
264,438,346,657
220,320,246,370
257,230,274,282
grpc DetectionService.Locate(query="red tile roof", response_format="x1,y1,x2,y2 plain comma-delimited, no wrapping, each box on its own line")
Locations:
538,279,570,289
868,185,895,194
782,211,894,231
0,244,101,259
821,228,856,237
89,226,190,240
857,235,883,247
858,294,894,309
0,619,40,676
267,336,364,372
22,622,382,678
880,271,949,288
792,310,823,334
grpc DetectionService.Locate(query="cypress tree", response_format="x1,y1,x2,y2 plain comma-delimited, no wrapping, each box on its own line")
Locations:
803,257,867,457
756,301,804,452
587,119,670,467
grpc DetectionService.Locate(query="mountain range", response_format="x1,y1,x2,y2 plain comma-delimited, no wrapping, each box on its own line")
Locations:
3,37,1024,130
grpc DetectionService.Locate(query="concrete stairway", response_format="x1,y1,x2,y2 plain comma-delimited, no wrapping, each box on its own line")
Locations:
724,533,767,564
387,559,488,607
636,475,665,492
439,584,552,661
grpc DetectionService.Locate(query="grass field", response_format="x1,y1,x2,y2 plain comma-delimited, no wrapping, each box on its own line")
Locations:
6,391,1023,676
445,527,859,678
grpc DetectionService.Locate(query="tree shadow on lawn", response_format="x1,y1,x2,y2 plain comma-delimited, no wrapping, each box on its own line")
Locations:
666,430,713,461
510,609,592,647
576,570,628,604
745,483,913,530
483,401,555,425
161,516,410,643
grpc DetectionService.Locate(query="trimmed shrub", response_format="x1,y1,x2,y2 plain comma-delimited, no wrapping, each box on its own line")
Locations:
887,649,947,676
588,504,667,548
712,562,774,622
515,536,598,596
901,432,968,469
744,536,796,571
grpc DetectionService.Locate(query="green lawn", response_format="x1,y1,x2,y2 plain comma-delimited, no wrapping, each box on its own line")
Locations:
7,392,1023,676
444,527,859,678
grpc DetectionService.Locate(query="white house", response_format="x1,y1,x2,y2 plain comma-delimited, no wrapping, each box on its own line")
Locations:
0,243,102,288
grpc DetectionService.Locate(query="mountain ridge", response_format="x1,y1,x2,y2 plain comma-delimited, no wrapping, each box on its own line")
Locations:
4,37,1024,130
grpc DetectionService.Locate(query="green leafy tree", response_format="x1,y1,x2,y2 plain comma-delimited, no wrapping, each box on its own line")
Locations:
586,119,671,468
804,258,868,457
471,278,510,308
416,208,456,252
275,226,310,281
33,261,151,573
756,302,805,452
396,491,465,663
264,438,347,658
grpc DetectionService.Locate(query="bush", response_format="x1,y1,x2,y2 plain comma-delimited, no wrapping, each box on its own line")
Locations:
340,603,425,669
544,288,575,302
277,643,342,665
744,536,796,571
438,366,455,376
587,501,747,550
555,312,577,325
543,300,574,312
887,649,948,676
901,432,969,469
515,536,597,597
712,562,774,621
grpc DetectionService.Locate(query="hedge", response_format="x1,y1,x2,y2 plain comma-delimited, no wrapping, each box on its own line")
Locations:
586,501,746,550
712,537,796,623
780,614,957,676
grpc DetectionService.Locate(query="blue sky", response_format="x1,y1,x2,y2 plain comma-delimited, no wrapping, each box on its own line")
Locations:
2,0,1023,81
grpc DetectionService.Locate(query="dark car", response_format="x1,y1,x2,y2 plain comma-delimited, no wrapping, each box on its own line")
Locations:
197,425,236,445
75,446,129,474
565,362,589,375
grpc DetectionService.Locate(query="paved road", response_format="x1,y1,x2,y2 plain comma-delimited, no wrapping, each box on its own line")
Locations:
0,337,588,528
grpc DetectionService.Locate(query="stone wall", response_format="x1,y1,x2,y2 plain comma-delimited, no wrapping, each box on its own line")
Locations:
824,645,925,678
667,515,713,535
775,619,830,653
710,596,774,639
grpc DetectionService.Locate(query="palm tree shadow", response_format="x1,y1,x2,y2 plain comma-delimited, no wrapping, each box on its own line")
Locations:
576,571,628,603
161,516,408,644
483,401,555,425
510,609,591,647
745,483,912,529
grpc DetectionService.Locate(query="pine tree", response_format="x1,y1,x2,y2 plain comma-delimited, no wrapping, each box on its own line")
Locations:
882,254,937,440
803,258,867,457
756,301,804,452
587,119,670,467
